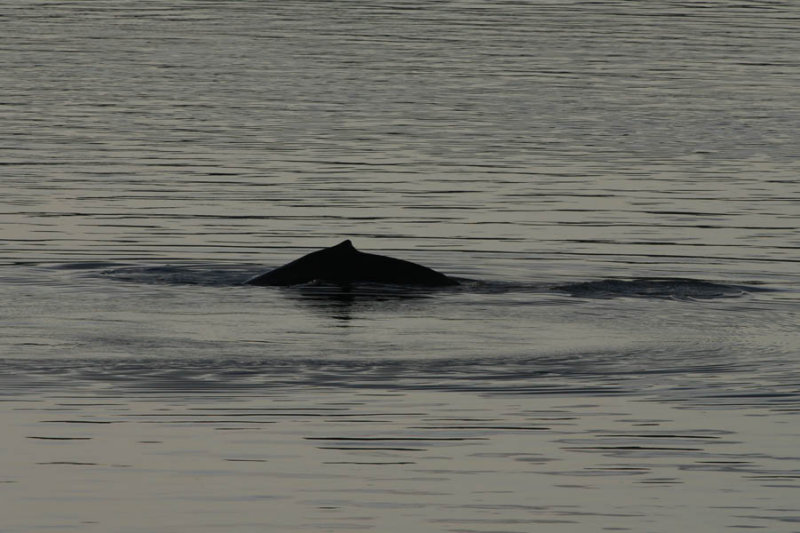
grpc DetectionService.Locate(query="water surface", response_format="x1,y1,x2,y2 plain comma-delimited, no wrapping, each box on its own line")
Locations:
2,1,799,532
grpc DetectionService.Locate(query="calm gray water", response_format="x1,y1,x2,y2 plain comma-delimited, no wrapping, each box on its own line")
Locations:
2,2,799,532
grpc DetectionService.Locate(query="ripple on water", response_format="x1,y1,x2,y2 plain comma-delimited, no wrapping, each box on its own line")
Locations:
96,262,769,300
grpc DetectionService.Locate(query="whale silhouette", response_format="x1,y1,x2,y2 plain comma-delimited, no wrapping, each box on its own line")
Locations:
246,240,459,287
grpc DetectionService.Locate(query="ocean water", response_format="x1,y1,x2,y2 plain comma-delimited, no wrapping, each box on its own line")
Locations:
2,1,799,532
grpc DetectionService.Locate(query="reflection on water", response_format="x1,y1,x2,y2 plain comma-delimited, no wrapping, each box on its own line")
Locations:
3,389,799,532
3,0,800,531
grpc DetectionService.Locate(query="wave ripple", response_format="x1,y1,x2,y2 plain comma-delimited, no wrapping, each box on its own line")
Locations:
553,278,759,300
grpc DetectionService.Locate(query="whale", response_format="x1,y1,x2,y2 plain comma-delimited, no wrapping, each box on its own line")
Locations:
246,240,459,287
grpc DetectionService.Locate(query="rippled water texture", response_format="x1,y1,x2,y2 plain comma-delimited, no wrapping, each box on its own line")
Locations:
2,1,800,532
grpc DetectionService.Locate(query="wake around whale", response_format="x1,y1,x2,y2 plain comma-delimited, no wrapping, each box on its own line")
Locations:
246,240,459,287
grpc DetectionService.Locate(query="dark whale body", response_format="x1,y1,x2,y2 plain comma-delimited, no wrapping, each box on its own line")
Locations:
246,240,459,287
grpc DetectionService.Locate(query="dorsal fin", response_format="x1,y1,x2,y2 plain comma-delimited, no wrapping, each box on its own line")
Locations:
332,239,356,251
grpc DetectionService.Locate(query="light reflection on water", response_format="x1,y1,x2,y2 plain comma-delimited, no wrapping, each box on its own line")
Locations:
3,389,799,532
2,0,800,531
